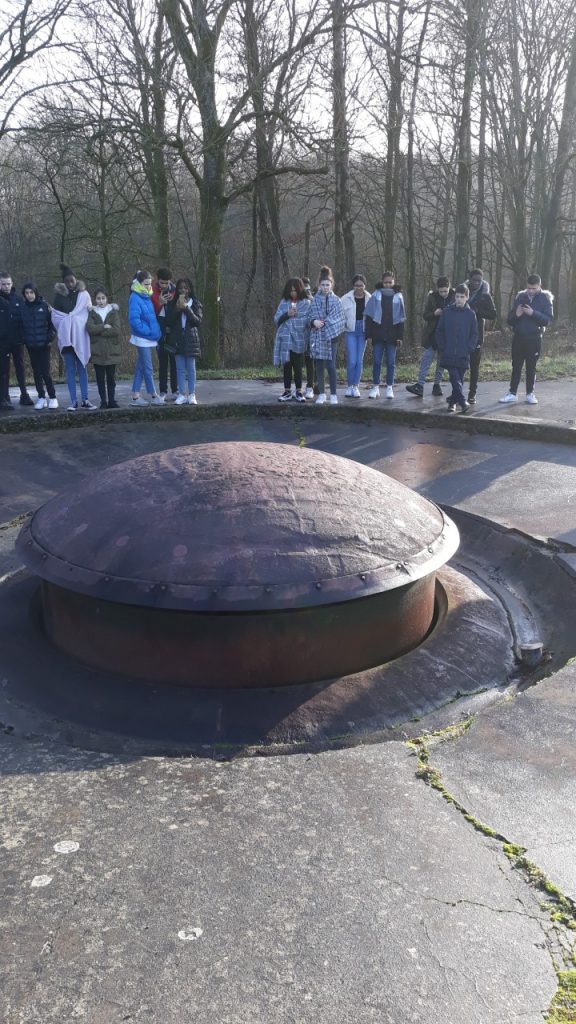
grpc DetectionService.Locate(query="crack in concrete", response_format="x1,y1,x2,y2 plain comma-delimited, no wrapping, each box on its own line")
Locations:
408,725,576,1021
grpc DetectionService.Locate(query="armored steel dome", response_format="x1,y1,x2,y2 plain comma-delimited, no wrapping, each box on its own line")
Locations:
17,442,459,688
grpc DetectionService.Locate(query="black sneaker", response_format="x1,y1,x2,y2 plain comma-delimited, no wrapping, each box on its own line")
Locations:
467,394,476,405
19,393,34,407
406,383,424,397
107,400,120,409
99,400,108,409
294,390,306,403
432,384,443,397
0,398,14,410
447,404,456,413
278,390,293,402
459,402,470,414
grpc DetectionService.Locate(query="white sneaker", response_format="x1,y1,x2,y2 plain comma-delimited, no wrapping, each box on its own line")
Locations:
329,394,338,405
499,392,518,403
304,387,314,400
175,394,187,405
385,385,394,399
525,392,538,404
344,386,353,397
35,397,47,410
188,393,198,405
315,393,326,404
47,397,59,409
352,386,361,398
368,386,380,399
67,402,78,411
150,395,165,406
132,396,149,407
278,390,293,402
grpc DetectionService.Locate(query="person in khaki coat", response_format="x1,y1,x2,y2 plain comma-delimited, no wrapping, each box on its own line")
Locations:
86,288,122,408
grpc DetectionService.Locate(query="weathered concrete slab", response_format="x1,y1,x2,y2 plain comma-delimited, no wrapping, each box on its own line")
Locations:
434,664,576,901
0,737,558,1023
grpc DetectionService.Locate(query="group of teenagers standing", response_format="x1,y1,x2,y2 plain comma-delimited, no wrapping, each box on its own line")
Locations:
274,266,406,405
273,266,554,412
0,265,203,411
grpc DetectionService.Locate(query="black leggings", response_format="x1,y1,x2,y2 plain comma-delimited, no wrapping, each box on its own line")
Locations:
94,363,117,404
157,342,177,394
283,351,303,390
510,337,540,395
468,345,481,397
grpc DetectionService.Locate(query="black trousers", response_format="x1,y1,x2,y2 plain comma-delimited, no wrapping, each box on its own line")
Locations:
28,347,56,399
157,343,177,394
0,351,9,401
94,363,116,405
305,355,315,389
468,345,481,397
510,337,540,395
0,344,29,399
283,351,303,390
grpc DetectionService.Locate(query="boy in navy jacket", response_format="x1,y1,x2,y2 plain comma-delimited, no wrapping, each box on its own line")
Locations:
436,284,478,414
500,274,553,405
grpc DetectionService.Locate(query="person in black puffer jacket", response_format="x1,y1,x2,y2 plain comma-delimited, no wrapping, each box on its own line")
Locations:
164,277,203,405
20,283,58,409
0,270,33,408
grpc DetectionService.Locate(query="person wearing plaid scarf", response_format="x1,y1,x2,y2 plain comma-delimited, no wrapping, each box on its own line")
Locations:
308,275,345,404
273,279,311,402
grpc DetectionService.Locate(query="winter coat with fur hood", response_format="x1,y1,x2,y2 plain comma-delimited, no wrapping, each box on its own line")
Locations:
86,306,122,365
52,279,86,314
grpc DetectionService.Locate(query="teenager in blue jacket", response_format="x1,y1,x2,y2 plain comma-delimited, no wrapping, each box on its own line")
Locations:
500,274,553,405
436,284,478,414
128,270,163,406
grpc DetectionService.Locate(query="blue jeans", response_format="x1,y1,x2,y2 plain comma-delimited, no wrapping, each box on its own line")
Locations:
315,339,339,394
175,355,196,394
418,347,444,386
63,350,88,403
345,322,366,386
132,346,157,395
372,341,397,386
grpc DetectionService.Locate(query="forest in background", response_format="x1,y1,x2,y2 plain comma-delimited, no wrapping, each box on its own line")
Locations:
1,0,576,366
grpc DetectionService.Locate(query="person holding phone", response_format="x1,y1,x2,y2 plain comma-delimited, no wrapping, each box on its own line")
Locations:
500,274,553,405
152,267,177,400
164,277,203,405
273,278,310,402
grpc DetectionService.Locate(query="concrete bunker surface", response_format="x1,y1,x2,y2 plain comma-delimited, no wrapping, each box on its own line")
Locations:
1,426,576,756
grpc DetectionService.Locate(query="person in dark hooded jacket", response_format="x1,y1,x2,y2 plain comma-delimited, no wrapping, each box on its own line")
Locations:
21,283,58,409
436,284,478,414
464,268,497,403
0,271,33,408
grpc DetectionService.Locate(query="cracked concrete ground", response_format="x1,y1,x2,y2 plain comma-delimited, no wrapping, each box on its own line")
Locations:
1,411,576,1022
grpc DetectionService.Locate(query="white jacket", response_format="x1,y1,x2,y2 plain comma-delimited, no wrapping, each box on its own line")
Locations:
340,289,371,332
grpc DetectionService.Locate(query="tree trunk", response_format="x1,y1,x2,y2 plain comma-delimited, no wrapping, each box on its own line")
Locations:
453,0,480,283
540,23,576,291
198,161,228,367
475,55,487,270
383,0,405,269
332,0,355,290
405,1,430,348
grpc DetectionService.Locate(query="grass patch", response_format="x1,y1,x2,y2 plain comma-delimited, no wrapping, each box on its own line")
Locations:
547,970,576,1022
